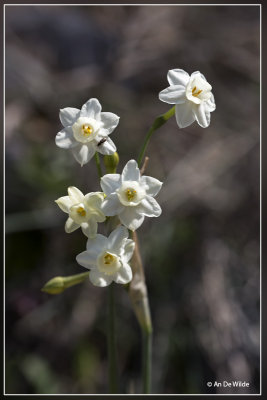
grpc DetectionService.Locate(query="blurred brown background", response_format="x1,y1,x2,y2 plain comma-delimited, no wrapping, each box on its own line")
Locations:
5,5,260,395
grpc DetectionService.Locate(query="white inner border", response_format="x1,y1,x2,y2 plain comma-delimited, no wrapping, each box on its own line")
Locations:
3,2,262,397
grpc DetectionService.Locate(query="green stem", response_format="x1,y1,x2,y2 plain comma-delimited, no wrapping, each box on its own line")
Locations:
137,106,176,167
94,152,103,179
108,282,118,393
63,271,90,288
142,327,152,394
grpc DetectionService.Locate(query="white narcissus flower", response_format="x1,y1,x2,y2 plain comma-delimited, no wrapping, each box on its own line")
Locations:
76,226,135,287
55,186,106,238
55,98,119,166
100,160,162,231
159,69,216,128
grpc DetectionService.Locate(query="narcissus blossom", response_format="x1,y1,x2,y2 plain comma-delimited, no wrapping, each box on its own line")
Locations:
76,226,135,287
159,69,215,128
56,98,119,166
100,160,162,231
55,186,105,238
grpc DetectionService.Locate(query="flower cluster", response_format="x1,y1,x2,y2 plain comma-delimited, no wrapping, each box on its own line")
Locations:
55,98,164,286
55,158,162,286
54,69,215,287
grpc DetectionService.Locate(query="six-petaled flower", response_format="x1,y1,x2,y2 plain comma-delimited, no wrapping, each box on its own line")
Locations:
100,160,162,231
76,226,135,287
159,69,216,128
55,98,119,166
55,186,106,238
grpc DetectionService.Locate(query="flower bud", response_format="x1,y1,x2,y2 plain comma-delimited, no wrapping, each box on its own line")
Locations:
41,276,65,295
104,152,119,173
41,272,90,295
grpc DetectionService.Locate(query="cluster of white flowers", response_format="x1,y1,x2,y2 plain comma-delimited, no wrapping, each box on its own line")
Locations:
55,159,162,287
55,98,163,287
54,69,215,287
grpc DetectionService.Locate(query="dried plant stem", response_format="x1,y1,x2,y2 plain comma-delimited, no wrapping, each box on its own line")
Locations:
137,105,176,167
128,231,153,393
140,156,149,175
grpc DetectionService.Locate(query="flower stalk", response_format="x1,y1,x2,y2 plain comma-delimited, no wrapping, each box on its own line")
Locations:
142,327,152,394
137,106,176,167
107,282,119,393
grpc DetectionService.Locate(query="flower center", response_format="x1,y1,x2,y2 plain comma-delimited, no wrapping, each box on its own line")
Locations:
97,251,121,275
104,252,114,265
82,124,93,136
72,117,100,143
69,203,89,223
185,75,212,105
117,181,145,207
76,206,86,217
192,86,202,97
125,188,137,201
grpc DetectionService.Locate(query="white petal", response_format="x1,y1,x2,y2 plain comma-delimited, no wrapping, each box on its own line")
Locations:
113,263,133,284
205,93,216,112
139,196,162,217
89,270,113,287
119,208,145,231
121,160,140,182
81,220,98,239
94,212,106,223
167,69,190,87
191,71,207,82
84,194,105,223
65,217,79,233
55,127,77,149
100,112,120,134
71,143,96,166
68,186,84,203
80,98,102,120
108,226,129,254
100,174,121,196
158,85,186,104
140,176,163,197
55,196,73,213
86,234,108,252
76,250,97,269
101,193,124,216
175,102,195,128
122,239,135,262
59,107,80,127
84,192,104,209
193,103,210,128
96,137,117,155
